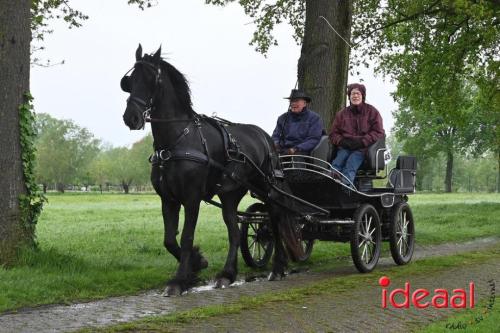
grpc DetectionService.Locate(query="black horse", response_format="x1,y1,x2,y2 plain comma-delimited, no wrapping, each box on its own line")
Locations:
121,45,301,296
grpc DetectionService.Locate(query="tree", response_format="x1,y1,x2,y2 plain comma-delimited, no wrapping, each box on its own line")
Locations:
105,147,138,194
392,79,475,192
129,133,154,188
0,0,90,264
463,66,500,193
35,113,100,192
351,0,500,192
0,1,32,265
205,0,353,129
1,0,149,264
87,134,152,194
387,131,498,192
88,144,113,193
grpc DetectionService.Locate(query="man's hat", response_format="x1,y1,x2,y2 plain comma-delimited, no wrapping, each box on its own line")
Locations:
284,89,311,102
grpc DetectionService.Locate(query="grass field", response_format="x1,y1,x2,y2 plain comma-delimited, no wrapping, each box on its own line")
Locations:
0,192,498,313
419,299,500,333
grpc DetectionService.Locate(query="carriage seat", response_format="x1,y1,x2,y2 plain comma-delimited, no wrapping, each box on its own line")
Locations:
310,135,331,165
310,136,386,176
356,137,386,177
388,156,417,193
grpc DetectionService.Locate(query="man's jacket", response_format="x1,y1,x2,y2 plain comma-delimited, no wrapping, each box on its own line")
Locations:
272,107,324,154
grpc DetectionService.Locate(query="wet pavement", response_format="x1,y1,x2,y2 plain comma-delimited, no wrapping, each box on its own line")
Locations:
169,257,499,332
0,237,498,333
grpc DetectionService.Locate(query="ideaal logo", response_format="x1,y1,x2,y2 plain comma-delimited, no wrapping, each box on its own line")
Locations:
378,276,496,330
378,276,475,309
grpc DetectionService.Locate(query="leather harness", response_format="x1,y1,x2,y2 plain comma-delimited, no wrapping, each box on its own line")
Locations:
148,114,276,201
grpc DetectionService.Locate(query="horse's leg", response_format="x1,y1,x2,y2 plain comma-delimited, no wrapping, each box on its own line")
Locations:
267,204,288,281
215,188,247,288
164,200,202,296
161,198,182,262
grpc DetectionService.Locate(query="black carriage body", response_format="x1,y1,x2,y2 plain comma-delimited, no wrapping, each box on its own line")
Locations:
237,144,417,272
282,165,407,242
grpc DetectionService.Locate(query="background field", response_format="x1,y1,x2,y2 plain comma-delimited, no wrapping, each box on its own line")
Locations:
0,192,498,313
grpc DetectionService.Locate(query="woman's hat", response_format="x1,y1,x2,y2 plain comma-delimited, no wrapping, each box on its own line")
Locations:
284,89,311,102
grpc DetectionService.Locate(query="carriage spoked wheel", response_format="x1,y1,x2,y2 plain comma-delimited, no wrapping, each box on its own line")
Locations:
240,203,274,268
291,221,314,262
350,204,382,273
389,202,415,265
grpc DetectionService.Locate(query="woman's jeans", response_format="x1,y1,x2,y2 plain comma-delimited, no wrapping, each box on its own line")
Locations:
331,148,364,184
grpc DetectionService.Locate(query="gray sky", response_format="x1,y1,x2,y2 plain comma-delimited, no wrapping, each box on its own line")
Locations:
31,0,397,147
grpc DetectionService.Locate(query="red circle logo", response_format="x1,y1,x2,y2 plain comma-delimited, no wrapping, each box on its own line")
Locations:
379,276,391,287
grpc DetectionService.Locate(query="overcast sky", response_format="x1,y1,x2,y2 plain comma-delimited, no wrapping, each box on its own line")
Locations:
30,0,397,148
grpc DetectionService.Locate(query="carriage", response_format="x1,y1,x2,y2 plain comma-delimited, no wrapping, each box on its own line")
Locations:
237,136,417,273
122,45,417,295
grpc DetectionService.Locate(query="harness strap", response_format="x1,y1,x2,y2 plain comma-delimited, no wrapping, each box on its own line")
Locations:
202,116,242,162
150,142,328,216
150,149,209,165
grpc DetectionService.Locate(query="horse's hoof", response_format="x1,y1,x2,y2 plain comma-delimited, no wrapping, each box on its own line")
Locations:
267,271,286,281
214,277,231,289
162,284,183,297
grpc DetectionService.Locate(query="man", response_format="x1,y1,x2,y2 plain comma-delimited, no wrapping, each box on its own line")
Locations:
272,89,324,155
329,83,385,184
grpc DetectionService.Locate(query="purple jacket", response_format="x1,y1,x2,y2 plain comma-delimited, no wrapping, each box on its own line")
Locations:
329,103,385,148
272,108,324,154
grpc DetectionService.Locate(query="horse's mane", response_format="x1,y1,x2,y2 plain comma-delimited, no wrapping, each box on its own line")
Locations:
143,54,194,114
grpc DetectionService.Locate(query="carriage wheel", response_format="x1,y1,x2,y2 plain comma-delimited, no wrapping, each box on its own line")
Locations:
350,204,382,273
240,203,274,268
291,220,314,262
389,202,415,265
295,239,314,262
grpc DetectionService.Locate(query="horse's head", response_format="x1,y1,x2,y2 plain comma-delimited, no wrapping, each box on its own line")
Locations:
121,44,162,130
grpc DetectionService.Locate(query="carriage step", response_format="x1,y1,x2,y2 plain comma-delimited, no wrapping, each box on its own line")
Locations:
318,219,354,225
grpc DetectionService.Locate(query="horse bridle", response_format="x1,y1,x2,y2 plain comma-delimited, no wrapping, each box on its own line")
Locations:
124,59,192,128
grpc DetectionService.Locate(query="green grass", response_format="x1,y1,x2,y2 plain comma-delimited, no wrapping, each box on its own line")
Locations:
418,298,499,333
0,192,498,313
411,193,500,244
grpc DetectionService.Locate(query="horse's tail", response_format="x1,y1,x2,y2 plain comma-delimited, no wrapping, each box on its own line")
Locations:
268,180,307,262
251,126,306,261
277,209,306,262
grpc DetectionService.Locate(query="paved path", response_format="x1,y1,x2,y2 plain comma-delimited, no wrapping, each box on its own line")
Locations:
0,237,498,333
169,257,499,332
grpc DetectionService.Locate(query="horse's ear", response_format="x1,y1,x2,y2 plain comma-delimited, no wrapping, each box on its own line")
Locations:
153,46,161,65
136,44,143,61
121,76,131,93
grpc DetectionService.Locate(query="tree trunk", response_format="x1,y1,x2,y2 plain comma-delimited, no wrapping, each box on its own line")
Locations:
123,183,129,194
0,0,31,265
298,0,352,130
56,183,65,193
444,150,453,193
42,183,47,194
497,147,500,193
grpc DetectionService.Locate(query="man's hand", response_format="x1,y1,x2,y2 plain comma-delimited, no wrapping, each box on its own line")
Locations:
286,147,297,155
